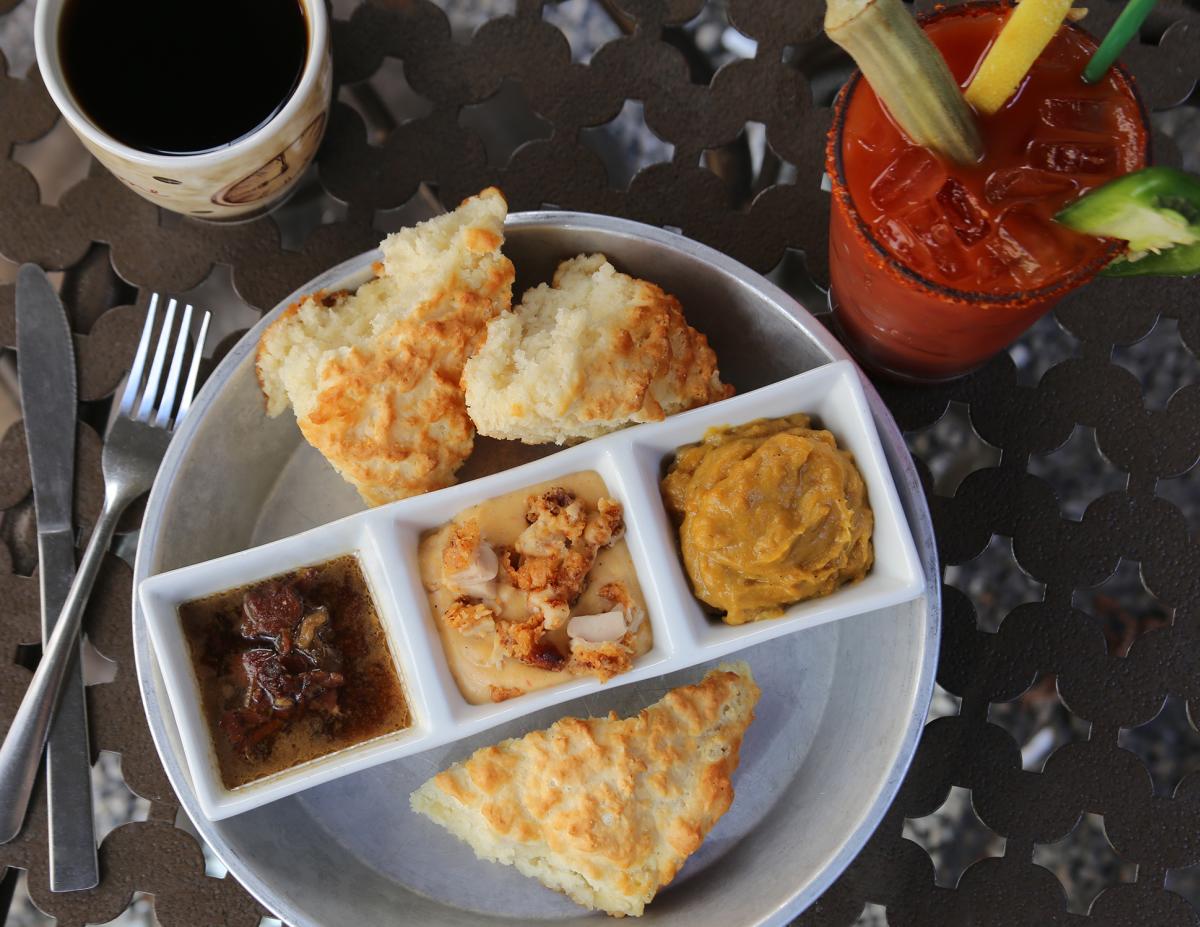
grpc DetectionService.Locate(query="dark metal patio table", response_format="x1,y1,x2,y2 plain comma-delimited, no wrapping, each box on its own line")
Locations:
0,0,1199,924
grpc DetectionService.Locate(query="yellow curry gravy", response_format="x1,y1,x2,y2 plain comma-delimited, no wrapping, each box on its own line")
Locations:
662,414,874,625
180,555,411,789
418,471,652,705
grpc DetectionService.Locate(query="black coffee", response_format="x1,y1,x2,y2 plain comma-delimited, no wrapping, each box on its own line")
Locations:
59,0,307,156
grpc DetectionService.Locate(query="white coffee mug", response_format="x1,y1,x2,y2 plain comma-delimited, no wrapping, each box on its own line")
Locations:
34,0,332,221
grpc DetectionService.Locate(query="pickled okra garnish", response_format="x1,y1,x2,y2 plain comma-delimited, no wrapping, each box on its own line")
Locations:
825,0,983,165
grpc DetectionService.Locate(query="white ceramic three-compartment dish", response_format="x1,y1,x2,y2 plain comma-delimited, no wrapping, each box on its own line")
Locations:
138,358,922,820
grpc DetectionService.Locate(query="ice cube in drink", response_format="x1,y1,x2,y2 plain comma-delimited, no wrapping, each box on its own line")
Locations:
936,178,991,245
903,204,968,280
987,208,1050,277
984,167,1077,204
873,217,922,264
1039,98,1112,133
869,146,945,210
1029,140,1119,174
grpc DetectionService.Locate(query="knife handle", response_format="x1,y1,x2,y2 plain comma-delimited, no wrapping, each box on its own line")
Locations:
0,496,125,844
38,531,98,892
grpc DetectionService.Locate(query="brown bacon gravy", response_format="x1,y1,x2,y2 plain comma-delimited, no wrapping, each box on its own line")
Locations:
180,555,410,789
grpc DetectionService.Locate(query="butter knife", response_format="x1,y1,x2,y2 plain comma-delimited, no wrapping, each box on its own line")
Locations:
15,264,98,891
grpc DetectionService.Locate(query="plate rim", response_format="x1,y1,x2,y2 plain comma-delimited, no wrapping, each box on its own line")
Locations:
132,209,941,927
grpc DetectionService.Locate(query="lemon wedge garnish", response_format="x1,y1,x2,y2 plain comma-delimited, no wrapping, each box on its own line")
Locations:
965,0,1076,115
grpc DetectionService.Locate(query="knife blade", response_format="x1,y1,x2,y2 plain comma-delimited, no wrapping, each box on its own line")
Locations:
15,264,98,892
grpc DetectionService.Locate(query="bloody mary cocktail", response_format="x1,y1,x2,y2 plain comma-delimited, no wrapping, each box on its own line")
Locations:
827,2,1148,383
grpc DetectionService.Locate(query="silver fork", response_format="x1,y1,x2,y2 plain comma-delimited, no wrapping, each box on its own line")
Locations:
0,295,211,844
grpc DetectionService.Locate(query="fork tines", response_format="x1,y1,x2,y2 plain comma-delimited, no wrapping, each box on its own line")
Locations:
120,293,212,430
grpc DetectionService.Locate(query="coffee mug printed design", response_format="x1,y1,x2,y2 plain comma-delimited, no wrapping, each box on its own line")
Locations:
34,0,332,221
215,111,327,208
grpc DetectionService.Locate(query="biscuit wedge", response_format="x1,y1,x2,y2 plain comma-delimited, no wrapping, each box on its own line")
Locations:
410,662,760,917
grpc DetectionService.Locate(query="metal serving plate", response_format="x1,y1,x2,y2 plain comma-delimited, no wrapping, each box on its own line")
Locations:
133,212,940,927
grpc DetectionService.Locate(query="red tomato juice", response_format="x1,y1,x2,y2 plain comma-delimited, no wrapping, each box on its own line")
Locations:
827,1,1148,382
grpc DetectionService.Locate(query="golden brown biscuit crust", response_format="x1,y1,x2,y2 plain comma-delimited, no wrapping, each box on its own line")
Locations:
255,188,514,505
463,254,734,446
411,663,760,917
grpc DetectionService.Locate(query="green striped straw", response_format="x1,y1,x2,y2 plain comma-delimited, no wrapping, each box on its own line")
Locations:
1082,0,1158,84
